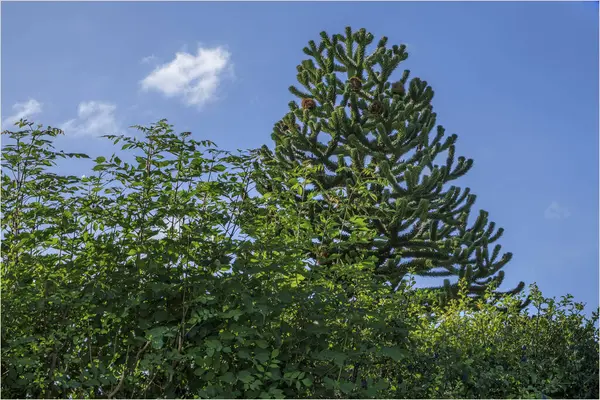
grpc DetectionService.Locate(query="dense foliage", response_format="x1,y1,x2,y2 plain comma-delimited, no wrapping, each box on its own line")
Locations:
257,27,525,304
1,120,598,399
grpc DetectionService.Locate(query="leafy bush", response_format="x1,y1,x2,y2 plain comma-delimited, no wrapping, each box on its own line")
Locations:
1,120,597,399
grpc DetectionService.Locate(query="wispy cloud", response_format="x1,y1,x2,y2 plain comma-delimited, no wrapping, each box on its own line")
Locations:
544,201,571,220
140,54,157,65
139,46,232,109
61,101,120,137
2,99,43,128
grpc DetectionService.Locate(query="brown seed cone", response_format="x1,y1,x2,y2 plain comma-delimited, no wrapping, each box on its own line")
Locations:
369,101,384,115
391,81,405,96
349,76,362,92
302,98,317,110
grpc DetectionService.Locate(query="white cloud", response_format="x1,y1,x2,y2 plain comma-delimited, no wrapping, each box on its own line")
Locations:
61,101,120,137
140,46,232,108
544,201,571,220
2,99,43,128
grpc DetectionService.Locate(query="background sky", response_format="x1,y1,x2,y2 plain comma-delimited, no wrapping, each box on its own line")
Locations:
2,2,598,313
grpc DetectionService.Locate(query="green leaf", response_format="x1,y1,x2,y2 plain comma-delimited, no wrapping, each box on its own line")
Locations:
222,309,244,320
255,349,270,363
153,310,170,322
220,331,235,340
220,371,236,383
340,381,355,394
151,337,164,349
381,346,407,361
323,376,337,390
332,351,347,367
237,370,254,383
238,349,251,359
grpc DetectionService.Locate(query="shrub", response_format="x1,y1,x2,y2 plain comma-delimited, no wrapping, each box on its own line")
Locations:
2,120,597,399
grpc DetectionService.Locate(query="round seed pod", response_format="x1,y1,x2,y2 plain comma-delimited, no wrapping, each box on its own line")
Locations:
391,81,405,96
369,101,384,115
349,76,362,92
302,98,317,110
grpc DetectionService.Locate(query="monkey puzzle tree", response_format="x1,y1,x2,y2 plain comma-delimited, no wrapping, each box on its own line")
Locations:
256,27,526,305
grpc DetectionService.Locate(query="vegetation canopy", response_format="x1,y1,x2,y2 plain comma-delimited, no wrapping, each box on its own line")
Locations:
1,27,597,400
256,27,525,306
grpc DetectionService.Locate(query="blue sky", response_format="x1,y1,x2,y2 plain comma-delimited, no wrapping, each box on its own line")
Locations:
2,2,598,313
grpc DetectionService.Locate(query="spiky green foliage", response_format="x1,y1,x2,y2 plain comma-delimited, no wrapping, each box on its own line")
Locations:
257,27,525,305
